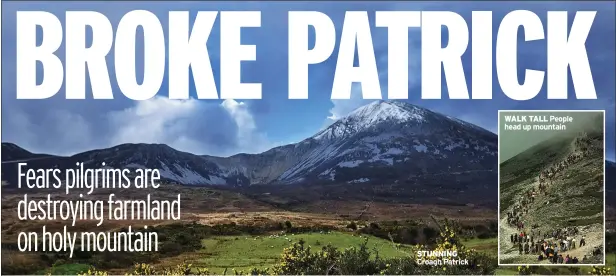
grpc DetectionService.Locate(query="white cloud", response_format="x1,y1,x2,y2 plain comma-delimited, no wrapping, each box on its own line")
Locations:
221,99,275,154
106,97,276,156
107,96,202,152
3,96,277,157
324,83,372,127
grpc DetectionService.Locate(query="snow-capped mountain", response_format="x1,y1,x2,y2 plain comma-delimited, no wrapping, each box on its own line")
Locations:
223,100,497,185
1,101,497,187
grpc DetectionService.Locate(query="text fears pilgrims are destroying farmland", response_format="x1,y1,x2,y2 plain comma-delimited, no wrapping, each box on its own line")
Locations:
15,10,598,101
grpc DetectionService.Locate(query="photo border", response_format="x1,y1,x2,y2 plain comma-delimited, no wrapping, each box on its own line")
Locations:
496,109,607,266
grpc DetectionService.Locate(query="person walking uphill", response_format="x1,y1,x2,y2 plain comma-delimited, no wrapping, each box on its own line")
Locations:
519,243,523,255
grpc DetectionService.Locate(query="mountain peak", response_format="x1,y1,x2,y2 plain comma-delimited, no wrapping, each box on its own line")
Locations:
312,101,426,141
346,100,426,124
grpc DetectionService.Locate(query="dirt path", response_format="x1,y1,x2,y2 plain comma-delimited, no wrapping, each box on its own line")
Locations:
499,178,537,264
499,216,524,262
499,176,605,264
500,221,604,264
560,224,604,261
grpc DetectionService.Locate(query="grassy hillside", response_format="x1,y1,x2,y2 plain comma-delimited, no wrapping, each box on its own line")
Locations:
160,232,415,274
499,116,604,215
499,133,574,212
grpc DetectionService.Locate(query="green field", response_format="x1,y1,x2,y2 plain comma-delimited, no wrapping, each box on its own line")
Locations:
190,232,415,273
39,264,92,275
167,234,499,274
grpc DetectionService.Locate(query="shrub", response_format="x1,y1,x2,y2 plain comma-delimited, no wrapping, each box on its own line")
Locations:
272,239,349,275
335,239,381,275
77,266,109,276
88,262,212,276
566,267,581,275
589,266,612,275
410,218,498,275
517,265,539,275
161,262,193,275
130,263,157,275
422,226,438,241
193,268,211,275
347,221,358,230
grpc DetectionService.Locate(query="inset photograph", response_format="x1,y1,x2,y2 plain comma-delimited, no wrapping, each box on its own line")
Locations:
498,111,605,265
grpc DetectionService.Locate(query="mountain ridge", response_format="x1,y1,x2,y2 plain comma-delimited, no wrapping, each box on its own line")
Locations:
3,101,614,208
1,101,498,188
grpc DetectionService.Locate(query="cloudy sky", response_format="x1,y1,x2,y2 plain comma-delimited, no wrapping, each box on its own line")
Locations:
2,1,614,160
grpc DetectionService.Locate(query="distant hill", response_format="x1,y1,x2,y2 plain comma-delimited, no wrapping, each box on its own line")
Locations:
1,142,53,161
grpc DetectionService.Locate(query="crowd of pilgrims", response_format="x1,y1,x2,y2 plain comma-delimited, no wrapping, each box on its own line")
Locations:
508,228,587,264
505,134,597,264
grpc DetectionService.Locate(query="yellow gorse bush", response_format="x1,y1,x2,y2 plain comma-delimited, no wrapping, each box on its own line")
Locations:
79,262,212,276
517,265,535,275
413,219,477,264
589,266,612,275
77,267,109,276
